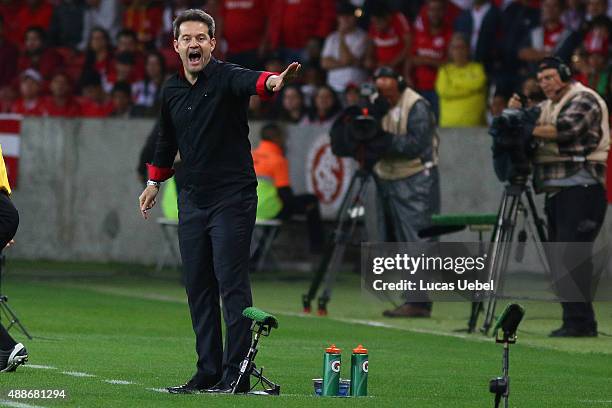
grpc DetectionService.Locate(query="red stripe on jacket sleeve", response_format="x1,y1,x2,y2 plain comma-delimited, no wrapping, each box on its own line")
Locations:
256,72,276,101
146,163,175,182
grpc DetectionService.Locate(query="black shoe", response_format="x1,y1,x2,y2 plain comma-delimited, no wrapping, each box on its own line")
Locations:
167,378,218,394
0,343,28,372
549,326,598,338
205,380,250,394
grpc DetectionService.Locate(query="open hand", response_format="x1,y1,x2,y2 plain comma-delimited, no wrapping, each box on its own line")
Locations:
267,62,301,92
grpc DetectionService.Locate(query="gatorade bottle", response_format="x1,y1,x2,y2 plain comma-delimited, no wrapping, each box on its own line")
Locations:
350,344,368,396
322,344,341,396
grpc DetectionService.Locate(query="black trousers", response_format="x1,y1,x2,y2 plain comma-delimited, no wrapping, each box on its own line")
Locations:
177,188,257,385
545,184,607,331
0,192,19,350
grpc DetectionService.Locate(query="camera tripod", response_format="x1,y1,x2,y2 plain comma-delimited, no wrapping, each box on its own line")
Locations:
470,176,548,335
0,254,32,339
302,168,375,315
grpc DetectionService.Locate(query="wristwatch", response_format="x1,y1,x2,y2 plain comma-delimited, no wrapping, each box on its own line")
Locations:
146,180,161,188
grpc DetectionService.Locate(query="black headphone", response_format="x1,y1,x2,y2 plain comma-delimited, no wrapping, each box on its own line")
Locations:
539,56,572,82
373,66,407,91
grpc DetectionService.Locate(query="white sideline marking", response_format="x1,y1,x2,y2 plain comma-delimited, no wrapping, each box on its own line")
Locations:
62,371,95,378
104,380,135,385
0,400,47,408
146,388,168,393
22,365,56,370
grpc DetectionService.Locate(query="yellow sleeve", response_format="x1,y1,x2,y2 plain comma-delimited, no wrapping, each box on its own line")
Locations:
0,146,11,195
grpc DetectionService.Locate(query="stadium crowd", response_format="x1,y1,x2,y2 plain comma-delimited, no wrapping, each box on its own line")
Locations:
1,0,612,125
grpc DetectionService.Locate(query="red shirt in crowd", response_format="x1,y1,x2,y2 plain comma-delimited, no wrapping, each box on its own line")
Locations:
411,21,452,91
78,98,114,118
13,1,53,46
221,0,270,54
268,0,336,49
543,23,565,53
40,96,82,117
17,49,64,81
11,98,46,116
368,12,411,66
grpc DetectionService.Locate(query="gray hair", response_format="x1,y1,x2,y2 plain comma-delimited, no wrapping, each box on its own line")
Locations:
173,9,215,39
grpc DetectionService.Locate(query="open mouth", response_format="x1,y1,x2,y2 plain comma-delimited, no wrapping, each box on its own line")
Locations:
188,50,202,64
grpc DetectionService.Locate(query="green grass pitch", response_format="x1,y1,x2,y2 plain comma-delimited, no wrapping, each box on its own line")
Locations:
0,260,611,407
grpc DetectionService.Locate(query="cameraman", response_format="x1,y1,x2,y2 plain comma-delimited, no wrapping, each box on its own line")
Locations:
370,67,441,318
509,57,609,337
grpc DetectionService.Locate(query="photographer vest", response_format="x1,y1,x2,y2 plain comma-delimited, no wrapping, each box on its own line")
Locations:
374,88,439,180
534,82,610,166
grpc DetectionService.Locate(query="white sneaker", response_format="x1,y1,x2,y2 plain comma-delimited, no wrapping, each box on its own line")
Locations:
0,343,28,372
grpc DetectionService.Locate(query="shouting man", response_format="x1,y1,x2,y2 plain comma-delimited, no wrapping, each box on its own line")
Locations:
138,9,299,393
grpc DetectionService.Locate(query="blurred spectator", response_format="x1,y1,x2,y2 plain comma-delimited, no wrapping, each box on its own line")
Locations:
116,29,145,78
365,2,411,76
80,27,115,93
268,0,336,63
584,30,611,102
79,70,113,117
487,91,509,125
411,0,453,119
302,85,342,126
571,45,590,84
48,0,85,48
0,15,17,88
105,51,138,90
219,0,271,70
416,0,463,31
13,0,53,47
562,0,585,31
18,27,64,81
11,69,45,115
252,123,324,253
41,72,82,117
0,85,17,113
587,15,612,44
519,0,581,67
435,32,487,127
586,0,610,22
496,0,540,95
110,81,133,117
122,0,163,48
321,1,368,93
454,0,502,75
279,84,306,123
79,0,122,50
343,83,361,107
300,64,326,108
132,51,166,114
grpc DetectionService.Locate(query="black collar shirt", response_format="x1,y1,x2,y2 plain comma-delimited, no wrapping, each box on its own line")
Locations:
151,58,274,206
